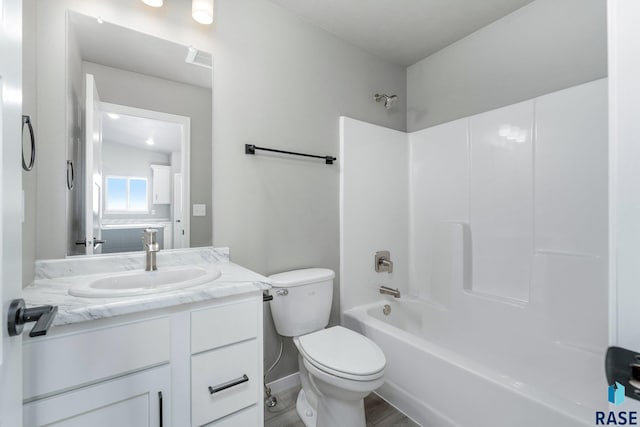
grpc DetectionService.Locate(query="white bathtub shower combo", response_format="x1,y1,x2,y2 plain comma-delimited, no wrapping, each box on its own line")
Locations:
340,79,609,426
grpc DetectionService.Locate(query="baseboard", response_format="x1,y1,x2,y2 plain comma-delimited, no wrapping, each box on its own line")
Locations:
266,372,301,394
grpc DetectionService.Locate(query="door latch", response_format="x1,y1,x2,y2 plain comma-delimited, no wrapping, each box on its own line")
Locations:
7,298,58,337
606,346,640,401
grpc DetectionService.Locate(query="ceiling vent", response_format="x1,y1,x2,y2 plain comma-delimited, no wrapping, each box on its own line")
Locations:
185,47,212,69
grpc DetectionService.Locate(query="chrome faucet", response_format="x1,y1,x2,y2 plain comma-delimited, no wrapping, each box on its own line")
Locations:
143,228,159,271
379,286,400,298
375,251,394,273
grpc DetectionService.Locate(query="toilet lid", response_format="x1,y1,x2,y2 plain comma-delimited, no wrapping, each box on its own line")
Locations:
297,326,386,377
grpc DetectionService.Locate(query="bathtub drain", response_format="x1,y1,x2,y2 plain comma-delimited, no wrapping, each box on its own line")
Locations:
383,304,391,316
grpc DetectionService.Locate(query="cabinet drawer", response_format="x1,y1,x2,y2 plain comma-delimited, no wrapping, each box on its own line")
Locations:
191,299,257,354
191,339,259,426
204,404,260,426
24,317,170,400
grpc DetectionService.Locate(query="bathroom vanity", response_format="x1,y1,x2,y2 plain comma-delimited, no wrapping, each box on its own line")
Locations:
21,248,268,427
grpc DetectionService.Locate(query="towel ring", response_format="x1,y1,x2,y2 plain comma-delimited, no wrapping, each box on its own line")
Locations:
22,115,35,172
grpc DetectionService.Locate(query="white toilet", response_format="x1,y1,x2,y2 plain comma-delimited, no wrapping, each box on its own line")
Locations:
269,268,386,427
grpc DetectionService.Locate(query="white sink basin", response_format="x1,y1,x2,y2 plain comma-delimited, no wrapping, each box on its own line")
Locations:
68,266,221,298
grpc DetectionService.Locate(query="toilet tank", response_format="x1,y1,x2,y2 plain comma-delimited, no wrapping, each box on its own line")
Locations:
268,268,335,337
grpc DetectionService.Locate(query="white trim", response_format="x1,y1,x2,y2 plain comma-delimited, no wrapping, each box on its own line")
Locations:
100,102,189,126
100,102,191,247
0,0,24,422
607,0,618,347
266,372,301,395
182,119,191,247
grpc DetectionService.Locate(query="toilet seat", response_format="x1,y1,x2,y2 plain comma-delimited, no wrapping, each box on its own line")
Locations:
295,326,386,382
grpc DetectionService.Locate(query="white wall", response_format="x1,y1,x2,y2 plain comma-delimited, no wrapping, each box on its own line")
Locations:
406,0,607,131
211,0,407,380
339,118,409,312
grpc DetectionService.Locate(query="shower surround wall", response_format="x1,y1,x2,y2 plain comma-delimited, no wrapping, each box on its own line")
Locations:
340,79,608,425
339,120,408,311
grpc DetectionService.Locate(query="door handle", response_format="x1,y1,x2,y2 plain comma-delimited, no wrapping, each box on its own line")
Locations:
66,160,74,190
606,346,640,401
22,115,36,172
158,391,163,427
7,299,57,337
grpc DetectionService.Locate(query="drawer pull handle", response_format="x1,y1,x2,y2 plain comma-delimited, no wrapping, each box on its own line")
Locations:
208,374,249,394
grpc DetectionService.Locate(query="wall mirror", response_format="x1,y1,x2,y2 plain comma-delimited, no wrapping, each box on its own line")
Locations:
65,11,212,256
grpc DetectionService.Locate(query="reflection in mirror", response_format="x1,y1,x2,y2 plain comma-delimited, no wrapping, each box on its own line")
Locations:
66,11,212,256
97,104,190,254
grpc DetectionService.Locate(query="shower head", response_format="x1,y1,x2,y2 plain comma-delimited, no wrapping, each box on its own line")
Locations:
375,93,398,110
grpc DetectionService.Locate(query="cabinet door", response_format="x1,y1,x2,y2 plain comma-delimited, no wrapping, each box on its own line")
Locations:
23,365,170,427
152,165,171,204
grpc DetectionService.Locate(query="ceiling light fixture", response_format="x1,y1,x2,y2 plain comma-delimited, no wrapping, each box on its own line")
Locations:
192,0,214,25
107,113,120,120
142,0,164,8
146,138,155,146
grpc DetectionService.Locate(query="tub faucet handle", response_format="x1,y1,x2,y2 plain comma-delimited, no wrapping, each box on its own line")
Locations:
375,251,393,274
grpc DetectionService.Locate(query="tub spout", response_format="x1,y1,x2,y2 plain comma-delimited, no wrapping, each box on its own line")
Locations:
379,286,400,298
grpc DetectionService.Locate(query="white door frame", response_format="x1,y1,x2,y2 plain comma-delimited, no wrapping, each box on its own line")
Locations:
84,74,103,255
0,0,24,424
608,0,640,351
173,172,184,248
99,102,191,248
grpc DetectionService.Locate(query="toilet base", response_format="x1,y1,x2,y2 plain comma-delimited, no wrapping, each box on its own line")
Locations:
312,384,366,427
296,389,317,427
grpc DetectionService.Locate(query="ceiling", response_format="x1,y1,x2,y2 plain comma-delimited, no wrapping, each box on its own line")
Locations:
268,0,536,66
69,11,212,89
101,112,183,154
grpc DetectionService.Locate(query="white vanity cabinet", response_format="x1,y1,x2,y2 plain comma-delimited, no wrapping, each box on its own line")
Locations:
151,165,172,204
22,294,264,427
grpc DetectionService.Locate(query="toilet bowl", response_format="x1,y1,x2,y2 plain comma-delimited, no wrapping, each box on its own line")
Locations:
294,326,385,427
268,269,386,427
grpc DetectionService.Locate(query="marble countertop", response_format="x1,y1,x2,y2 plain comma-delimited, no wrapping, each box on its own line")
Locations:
23,247,271,326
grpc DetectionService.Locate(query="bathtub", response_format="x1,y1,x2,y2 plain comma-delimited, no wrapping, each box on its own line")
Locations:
343,298,605,427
